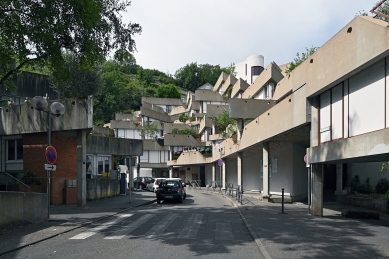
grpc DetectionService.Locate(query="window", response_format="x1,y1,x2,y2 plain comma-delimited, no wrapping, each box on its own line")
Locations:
117,129,125,138
7,139,23,161
97,156,111,174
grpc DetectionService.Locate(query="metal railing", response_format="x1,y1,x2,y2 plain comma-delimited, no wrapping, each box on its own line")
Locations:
1,172,31,192
190,180,201,190
225,182,234,196
206,180,222,192
236,185,243,205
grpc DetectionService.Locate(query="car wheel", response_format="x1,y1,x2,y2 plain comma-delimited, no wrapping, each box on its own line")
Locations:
157,199,161,204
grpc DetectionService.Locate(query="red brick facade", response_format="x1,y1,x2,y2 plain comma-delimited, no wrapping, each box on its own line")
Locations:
23,131,78,205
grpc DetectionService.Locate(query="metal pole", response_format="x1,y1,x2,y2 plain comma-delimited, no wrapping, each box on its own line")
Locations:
282,188,285,214
47,111,51,219
129,157,132,203
308,165,311,214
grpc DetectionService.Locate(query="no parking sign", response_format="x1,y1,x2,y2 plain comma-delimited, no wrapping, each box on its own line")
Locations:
46,146,57,164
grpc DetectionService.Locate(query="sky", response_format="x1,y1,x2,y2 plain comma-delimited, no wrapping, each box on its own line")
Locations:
123,0,374,75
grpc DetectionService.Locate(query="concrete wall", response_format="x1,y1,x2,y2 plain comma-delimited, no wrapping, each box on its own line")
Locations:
86,179,120,200
347,162,386,189
86,135,143,156
0,192,47,229
205,164,213,184
229,98,275,119
269,143,294,195
243,153,261,190
226,158,237,186
292,143,309,201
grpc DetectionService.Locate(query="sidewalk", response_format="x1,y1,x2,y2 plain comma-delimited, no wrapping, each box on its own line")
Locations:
198,188,389,259
0,190,156,256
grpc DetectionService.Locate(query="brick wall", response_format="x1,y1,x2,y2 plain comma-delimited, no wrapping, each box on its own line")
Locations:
23,131,78,205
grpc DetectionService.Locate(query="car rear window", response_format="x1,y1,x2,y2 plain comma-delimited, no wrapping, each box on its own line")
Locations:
160,181,179,187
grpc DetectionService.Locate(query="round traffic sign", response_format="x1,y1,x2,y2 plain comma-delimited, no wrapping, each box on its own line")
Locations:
218,159,223,166
46,146,57,164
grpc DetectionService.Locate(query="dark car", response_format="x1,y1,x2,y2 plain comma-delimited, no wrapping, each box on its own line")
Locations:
156,179,186,204
133,177,153,189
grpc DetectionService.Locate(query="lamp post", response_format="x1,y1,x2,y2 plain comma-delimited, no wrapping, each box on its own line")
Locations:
31,96,65,219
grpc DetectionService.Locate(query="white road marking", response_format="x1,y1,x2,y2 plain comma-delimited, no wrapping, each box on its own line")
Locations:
178,214,203,239
215,222,234,240
69,214,133,240
104,214,155,239
144,213,178,239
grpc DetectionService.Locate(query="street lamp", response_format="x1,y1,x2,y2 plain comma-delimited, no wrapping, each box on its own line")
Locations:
31,96,65,219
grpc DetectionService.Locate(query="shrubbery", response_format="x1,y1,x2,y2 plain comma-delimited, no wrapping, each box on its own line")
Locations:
375,178,389,194
350,175,373,194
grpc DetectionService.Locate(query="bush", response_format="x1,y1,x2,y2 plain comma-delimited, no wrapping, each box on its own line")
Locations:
21,169,42,185
171,128,198,138
376,178,389,194
350,175,373,194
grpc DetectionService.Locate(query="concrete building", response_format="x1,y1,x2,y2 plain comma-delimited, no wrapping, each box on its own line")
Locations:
140,15,389,216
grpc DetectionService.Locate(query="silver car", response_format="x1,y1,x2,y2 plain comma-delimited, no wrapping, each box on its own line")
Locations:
147,178,165,192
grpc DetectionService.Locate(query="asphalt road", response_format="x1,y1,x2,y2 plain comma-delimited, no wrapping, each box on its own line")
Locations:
3,190,261,259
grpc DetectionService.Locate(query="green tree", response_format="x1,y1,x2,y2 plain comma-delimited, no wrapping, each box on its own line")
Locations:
0,0,141,88
175,62,235,92
178,113,190,123
155,84,181,98
50,53,102,98
285,46,318,76
137,123,159,140
212,110,237,139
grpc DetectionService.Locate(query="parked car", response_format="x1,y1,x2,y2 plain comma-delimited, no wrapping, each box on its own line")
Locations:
147,178,165,192
156,179,186,204
133,177,153,189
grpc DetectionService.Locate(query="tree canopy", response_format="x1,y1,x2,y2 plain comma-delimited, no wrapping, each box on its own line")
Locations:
0,0,141,87
155,84,181,99
175,62,235,92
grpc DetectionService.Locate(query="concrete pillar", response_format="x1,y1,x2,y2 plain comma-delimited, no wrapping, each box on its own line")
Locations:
335,164,344,195
77,130,86,207
222,160,226,189
311,163,324,216
169,149,173,178
262,142,270,198
237,152,242,187
310,96,319,147
212,163,215,182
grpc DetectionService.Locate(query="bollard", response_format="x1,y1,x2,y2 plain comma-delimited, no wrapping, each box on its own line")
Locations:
281,188,285,214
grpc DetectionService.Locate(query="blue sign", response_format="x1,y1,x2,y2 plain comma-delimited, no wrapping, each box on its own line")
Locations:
218,159,223,166
167,166,172,170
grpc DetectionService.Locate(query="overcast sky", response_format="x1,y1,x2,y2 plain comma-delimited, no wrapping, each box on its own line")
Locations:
124,0,374,75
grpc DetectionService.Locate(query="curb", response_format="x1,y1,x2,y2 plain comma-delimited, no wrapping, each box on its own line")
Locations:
192,188,272,259
0,198,156,257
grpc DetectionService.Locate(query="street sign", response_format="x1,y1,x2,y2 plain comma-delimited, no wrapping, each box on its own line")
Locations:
167,165,172,170
218,159,223,166
44,164,57,171
45,146,57,164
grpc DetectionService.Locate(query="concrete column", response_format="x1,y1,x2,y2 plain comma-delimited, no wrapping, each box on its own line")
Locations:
311,163,324,216
335,164,344,195
212,163,215,182
169,149,173,178
237,152,242,187
310,96,319,147
262,142,270,198
77,130,86,207
222,160,226,189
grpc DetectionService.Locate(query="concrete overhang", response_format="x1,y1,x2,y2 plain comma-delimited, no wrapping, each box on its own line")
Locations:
86,135,143,156
163,123,191,134
206,105,229,118
213,72,228,92
242,62,284,99
0,98,93,135
231,78,250,98
195,89,227,102
164,134,205,147
110,120,141,130
140,107,173,122
167,151,213,166
142,97,183,106
143,139,169,151
307,128,389,164
274,16,389,101
228,98,276,119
